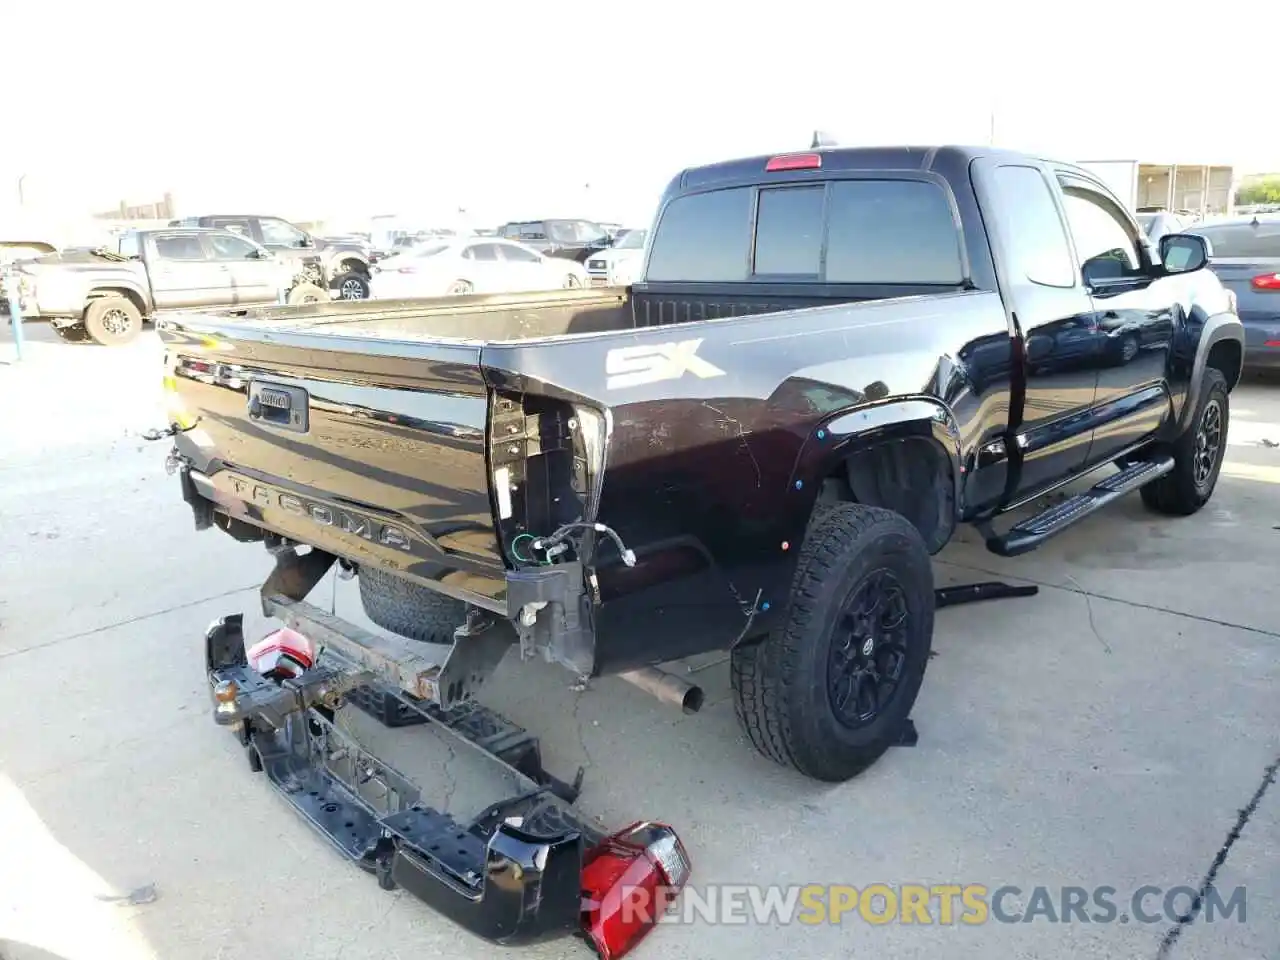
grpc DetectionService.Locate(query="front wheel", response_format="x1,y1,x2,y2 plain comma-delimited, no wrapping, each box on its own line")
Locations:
334,272,371,300
731,502,934,782
447,280,473,295
1140,366,1229,516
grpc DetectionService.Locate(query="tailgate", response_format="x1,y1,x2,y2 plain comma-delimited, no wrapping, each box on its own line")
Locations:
163,318,509,605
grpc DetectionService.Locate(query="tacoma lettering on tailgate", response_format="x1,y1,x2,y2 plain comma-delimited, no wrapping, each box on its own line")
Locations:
227,475,413,551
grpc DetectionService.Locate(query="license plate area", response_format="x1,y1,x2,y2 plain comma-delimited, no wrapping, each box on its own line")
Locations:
249,381,309,432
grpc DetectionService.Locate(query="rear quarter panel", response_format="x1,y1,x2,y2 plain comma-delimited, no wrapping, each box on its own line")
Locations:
483,290,1012,673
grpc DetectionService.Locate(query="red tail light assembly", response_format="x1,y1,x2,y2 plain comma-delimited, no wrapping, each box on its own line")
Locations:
580,822,691,959
1252,273,1280,291
765,152,822,172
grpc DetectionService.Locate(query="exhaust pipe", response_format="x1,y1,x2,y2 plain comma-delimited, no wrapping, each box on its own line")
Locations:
618,666,704,714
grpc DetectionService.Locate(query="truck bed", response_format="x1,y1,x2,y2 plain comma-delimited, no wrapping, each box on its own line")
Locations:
163,281,1003,670
183,280,904,342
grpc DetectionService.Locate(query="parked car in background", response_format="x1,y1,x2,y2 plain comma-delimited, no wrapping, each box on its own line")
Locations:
1,227,325,345
1186,214,1280,369
496,219,613,262
585,228,647,286
170,214,374,300
369,237,588,299
1136,210,1191,245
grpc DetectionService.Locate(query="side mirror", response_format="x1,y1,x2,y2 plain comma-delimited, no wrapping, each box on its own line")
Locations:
1160,233,1210,274
253,248,272,259
299,235,315,249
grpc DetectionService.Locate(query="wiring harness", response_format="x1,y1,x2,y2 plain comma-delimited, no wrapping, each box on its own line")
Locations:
510,522,636,567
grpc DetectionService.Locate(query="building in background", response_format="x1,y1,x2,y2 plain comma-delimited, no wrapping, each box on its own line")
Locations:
1076,160,1236,217
92,193,177,221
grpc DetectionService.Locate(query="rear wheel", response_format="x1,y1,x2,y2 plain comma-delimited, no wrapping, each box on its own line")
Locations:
358,567,466,644
730,502,934,782
1140,367,1229,516
83,296,142,346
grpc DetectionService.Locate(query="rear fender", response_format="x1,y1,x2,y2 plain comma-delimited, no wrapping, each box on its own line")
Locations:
88,283,151,317
711,398,962,647
785,397,964,549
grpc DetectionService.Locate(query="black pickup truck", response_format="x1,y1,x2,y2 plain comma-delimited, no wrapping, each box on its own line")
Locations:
162,144,1243,784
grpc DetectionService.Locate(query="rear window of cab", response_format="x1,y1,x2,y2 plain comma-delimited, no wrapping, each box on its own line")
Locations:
645,178,965,285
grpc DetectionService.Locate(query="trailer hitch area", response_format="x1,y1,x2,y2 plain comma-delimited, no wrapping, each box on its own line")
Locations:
205,613,373,729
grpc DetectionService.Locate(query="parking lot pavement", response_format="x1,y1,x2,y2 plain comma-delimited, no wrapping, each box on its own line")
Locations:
1,330,1277,960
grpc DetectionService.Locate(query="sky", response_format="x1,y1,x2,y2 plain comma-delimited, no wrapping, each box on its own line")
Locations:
4,0,1275,234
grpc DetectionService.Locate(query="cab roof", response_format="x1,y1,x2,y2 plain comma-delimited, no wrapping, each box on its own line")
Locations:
674,144,1064,192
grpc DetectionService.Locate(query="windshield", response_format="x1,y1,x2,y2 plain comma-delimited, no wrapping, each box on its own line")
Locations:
546,220,608,245
616,229,647,250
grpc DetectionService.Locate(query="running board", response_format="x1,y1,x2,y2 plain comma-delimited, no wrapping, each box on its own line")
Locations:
984,455,1175,557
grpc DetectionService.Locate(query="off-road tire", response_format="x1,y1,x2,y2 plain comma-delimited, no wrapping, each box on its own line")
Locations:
333,272,371,300
358,566,466,644
1140,367,1229,516
730,503,934,782
83,296,142,346
286,282,328,305
52,322,92,344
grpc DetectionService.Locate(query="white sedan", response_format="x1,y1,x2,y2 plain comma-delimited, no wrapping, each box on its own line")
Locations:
369,238,589,299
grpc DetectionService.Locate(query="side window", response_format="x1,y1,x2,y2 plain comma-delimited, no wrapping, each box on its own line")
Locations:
989,166,1077,288
500,224,521,239
259,217,308,247
753,186,824,276
520,224,547,241
116,233,141,258
210,218,254,237
209,233,262,260
645,187,753,283
824,180,965,284
1060,186,1144,284
153,234,207,261
497,243,540,263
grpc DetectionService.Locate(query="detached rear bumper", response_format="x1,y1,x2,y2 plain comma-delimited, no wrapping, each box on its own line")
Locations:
205,613,594,946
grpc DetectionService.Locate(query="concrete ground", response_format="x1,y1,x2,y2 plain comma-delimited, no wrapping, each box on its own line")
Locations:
1,325,1276,960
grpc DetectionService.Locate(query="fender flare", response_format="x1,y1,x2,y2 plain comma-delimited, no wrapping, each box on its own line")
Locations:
787,396,965,546
1175,311,1244,433
327,252,371,277
87,282,151,316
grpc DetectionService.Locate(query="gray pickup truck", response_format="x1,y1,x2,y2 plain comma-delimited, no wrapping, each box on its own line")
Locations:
5,227,328,345
170,214,375,301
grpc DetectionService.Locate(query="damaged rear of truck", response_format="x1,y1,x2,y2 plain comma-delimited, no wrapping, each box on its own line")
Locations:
158,142,1240,952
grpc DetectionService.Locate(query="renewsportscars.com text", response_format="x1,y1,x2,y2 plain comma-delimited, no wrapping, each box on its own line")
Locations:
616,883,1248,927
